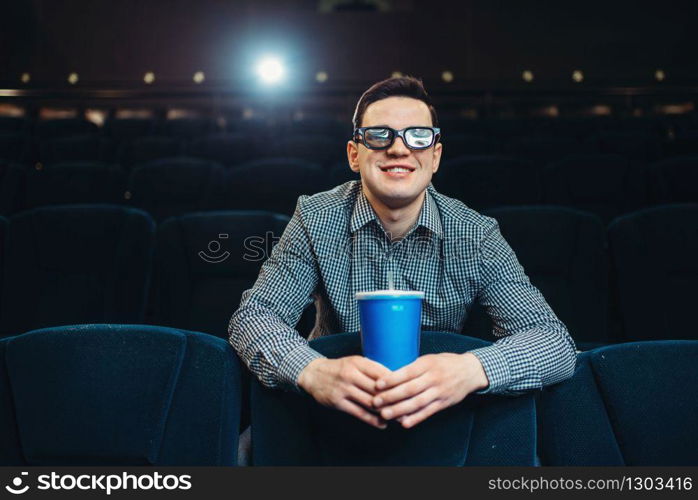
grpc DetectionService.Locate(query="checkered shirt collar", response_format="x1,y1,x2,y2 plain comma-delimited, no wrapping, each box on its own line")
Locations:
349,183,444,238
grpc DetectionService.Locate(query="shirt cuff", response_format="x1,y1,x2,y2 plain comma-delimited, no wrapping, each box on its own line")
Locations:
468,344,512,395
277,343,326,392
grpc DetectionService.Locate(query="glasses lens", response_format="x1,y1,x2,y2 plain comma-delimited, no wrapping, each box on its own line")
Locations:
405,128,434,149
364,128,393,148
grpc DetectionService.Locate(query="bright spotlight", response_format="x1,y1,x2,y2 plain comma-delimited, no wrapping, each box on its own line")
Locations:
256,57,285,84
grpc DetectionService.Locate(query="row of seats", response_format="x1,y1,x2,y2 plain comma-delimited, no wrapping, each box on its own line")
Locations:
1,327,695,465
1,155,696,221
0,203,695,345
2,115,698,166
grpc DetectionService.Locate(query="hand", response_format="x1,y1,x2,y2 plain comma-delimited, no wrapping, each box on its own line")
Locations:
372,352,489,429
297,355,393,429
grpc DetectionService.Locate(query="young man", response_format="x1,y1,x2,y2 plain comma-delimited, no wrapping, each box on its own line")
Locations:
229,76,576,430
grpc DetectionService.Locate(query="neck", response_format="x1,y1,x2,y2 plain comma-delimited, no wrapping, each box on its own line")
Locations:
364,188,426,241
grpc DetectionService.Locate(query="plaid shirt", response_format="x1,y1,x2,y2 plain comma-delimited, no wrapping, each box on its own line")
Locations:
228,181,577,394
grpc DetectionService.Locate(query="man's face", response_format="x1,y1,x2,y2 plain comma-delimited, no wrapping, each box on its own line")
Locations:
347,96,442,210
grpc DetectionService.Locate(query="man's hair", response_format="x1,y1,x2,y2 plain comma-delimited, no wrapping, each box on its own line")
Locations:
352,76,439,130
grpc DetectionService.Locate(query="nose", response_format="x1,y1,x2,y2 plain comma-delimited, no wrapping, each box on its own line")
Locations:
386,134,411,156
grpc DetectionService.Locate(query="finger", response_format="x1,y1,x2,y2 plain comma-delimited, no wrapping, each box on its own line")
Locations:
399,400,444,429
337,399,388,429
376,358,429,390
373,374,431,408
345,385,377,410
350,370,385,395
354,357,393,380
379,387,439,420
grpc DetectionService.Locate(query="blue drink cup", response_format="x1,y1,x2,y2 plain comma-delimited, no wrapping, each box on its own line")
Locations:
356,290,425,370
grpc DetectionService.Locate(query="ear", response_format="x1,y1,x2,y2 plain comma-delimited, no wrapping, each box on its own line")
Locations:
431,141,442,174
347,140,361,173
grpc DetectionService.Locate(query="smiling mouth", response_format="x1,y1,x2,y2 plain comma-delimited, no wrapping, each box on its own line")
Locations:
379,165,416,173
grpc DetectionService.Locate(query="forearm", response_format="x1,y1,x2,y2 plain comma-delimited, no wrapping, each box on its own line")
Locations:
228,301,325,390
469,323,577,395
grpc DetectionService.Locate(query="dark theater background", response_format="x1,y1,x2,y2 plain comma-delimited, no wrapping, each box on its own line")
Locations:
0,0,697,468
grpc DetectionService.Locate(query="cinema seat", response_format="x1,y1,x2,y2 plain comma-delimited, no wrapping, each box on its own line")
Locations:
126,157,227,222
155,211,291,339
595,130,662,164
0,117,29,134
225,158,329,215
435,155,542,210
479,206,608,346
161,117,219,138
104,118,157,141
327,161,360,186
0,205,155,336
39,134,106,163
544,154,647,223
0,163,25,215
648,156,698,204
441,134,497,159
271,135,345,166
117,136,182,167
35,119,98,140
251,332,537,466
505,135,593,164
608,204,698,341
539,341,698,465
25,162,127,208
0,133,29,163
187,133,261,166
0,324,241,465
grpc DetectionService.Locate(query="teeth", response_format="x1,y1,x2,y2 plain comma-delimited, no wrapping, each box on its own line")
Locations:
385,167,411,173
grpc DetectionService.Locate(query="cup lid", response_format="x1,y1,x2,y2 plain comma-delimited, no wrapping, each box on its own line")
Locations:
355,290,425,300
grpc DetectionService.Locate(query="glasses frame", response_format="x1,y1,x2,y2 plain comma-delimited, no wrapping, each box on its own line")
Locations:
353,126,441,150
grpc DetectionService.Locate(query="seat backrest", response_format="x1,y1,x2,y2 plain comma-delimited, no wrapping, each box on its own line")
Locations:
35,119,98,140
435,155,542,211
187,133,261,166
24,162,127,208
118,136,182,167
608,204,698,341
127,157,227,222
0,163,25,215
648,156,698,204
251,332,537,466
540,341,698,465
226,158,330,215
544,154,646,223
0,205,155,336
482,206,608,343
0,324,240,465
155,211,291,338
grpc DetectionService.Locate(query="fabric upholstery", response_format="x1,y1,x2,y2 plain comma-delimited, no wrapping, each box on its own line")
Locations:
0,324,241,465
544,154,647,223
466,206,608,344
118,136,182,167
648,156,698,204
435,155,542,210
127,157,227,222
251,331,537,466
608,204,698,341
187,133,261,166
540,341,698,465
155,211,291,339
0,205,155,336
225,158,330,215
25,162,127,208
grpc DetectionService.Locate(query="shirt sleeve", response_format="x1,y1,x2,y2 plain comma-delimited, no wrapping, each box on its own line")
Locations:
467,221,577,395
228,197,326,390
